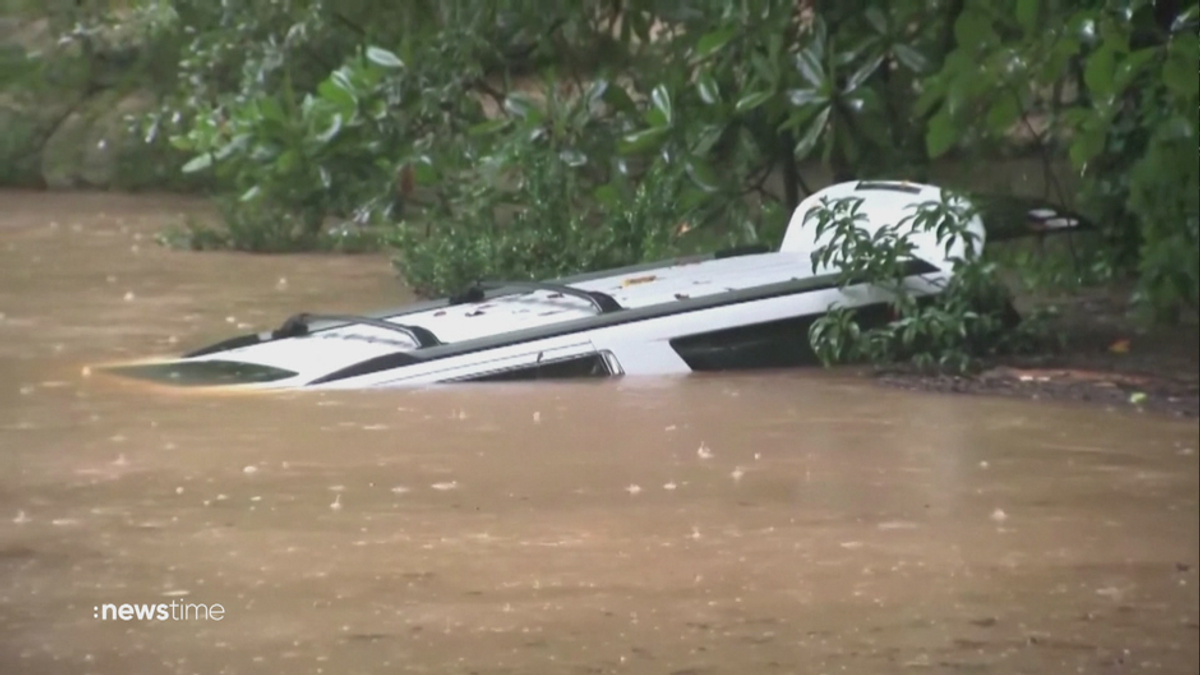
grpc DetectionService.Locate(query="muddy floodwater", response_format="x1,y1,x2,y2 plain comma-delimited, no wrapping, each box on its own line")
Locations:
1,191,1197,675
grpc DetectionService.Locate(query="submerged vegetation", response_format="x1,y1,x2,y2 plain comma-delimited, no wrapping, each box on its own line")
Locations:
3,0,1197,370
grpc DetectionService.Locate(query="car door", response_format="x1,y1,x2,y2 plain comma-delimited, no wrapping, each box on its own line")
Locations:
365,340,623,387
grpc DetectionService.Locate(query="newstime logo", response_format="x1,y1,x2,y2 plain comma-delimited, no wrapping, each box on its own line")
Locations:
93,601,226,621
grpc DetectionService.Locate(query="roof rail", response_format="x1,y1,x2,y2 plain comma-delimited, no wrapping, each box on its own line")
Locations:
272,313,443,347
183,313,442,358
451,280,624,314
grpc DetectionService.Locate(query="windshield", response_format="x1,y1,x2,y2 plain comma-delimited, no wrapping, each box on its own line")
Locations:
104,360,299,387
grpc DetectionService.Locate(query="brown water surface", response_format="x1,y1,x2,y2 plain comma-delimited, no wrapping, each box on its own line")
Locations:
1,191,1197,674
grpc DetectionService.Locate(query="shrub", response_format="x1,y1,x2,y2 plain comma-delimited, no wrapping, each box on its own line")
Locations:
806,192,1046,372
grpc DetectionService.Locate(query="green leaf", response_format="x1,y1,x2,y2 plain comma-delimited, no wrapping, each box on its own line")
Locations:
276,149,299,173
794,48,825,88
810,16,829,57
1097,16,1131,53
925,106,957,159
1041,37,1082,80
735,90,774,114
1016,0,1040,32
1068,126,1106,167
1163,42,1200,98
692,123,726,155
330,68,355,96
365,46,404,69
954,11,995,49
504,93,539,120
985,95,1022,132
751,52,779,86
368,99,388,121
1172,4,1200,31
685,159,719,193
255,96,285,123
411,158,437,184
602,84,637,114
1084,44,1116,96
695,26,738,58
619,126,669,154
317,78,356,114
893,44,929,73
865,7,888,34
1114,47,1157,89
794,106,831,160
651,84,673,124
213,134,248,161
1162,114,1197,140
593,183,621,208
299,93,318,118
239,185,261,202
845,54,884,92
696,72,721,105
315,113,343,145
834,45,861,68
913,82,945,117
468,118,511,136
180,153,212,173
787,87,827,108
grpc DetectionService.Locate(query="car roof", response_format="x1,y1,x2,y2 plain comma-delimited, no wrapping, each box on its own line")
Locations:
380,250,818,345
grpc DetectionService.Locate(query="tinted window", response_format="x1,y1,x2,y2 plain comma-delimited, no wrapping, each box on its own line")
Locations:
457,354,612,383
669,305,895,371
105,360,299,387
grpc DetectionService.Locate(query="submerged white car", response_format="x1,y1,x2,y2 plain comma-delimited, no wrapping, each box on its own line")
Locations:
103,180,1085,390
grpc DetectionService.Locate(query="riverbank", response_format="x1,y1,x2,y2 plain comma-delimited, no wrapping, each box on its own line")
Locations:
2,188,1194,418
874,284,1200,419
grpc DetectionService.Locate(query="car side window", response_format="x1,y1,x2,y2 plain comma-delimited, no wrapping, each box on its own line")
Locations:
457,353,613,383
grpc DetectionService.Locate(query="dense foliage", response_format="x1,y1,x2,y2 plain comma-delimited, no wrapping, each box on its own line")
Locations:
8,0,1198,368
804,190,1051,371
